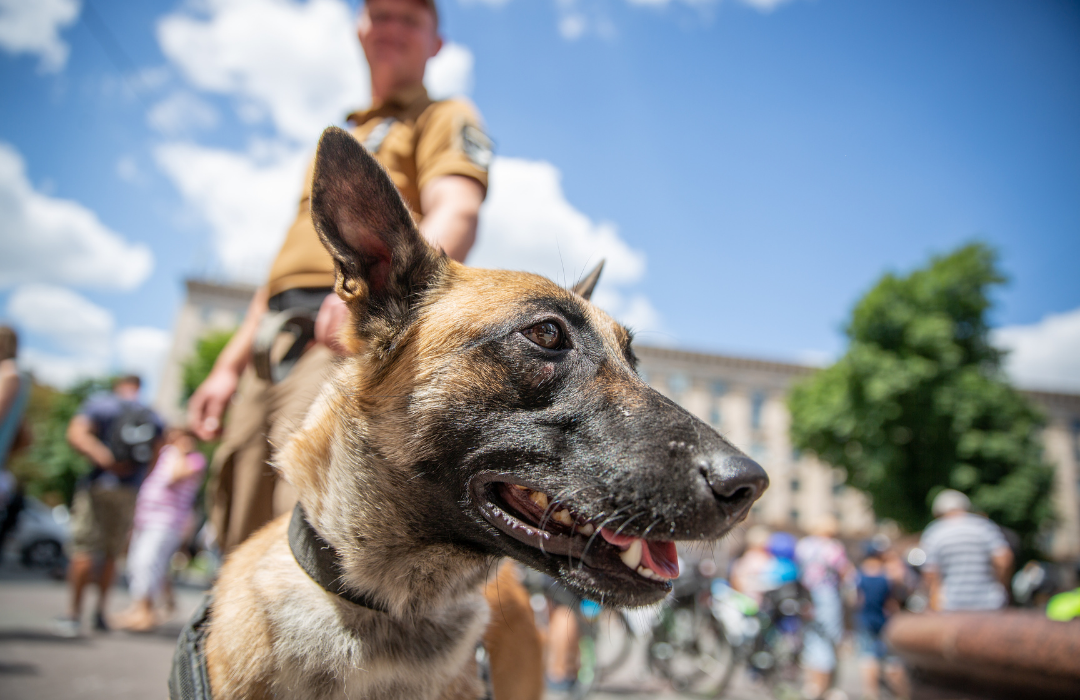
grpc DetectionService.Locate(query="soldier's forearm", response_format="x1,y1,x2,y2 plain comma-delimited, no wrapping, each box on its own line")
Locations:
419,175,485,263
213,285,270,376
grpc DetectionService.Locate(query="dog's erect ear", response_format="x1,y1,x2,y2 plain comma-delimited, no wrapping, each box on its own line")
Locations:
310,126,442,313
571,260,604,301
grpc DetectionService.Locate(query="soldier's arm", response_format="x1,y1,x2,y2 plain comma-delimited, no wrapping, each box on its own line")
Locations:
187,285,269,440
418,174,485,263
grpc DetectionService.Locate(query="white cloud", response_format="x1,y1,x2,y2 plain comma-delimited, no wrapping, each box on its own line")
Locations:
0,142,153,291
147,91,220,135
0,0,80,73
425,42,475,99
153,140,308,283
7,284,114,356
469,156,660,332
558,14,587,41
994,307,1080,393
6,285,172,392
157,0,368,144
116,326,172,400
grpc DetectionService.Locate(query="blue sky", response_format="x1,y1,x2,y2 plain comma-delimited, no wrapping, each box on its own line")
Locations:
1,0,1078,401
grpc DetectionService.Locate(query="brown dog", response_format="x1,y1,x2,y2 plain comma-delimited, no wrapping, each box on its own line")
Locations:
196,127,767,699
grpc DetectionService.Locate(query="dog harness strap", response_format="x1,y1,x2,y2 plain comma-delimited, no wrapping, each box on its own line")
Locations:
289,504,390,613
169,594,214,700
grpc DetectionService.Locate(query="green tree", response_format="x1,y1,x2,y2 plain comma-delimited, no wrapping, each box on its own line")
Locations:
9,378,112,505
788,243,1054,551
181,328,234,403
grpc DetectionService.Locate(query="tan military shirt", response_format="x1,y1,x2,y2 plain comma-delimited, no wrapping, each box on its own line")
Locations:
266,85,492,296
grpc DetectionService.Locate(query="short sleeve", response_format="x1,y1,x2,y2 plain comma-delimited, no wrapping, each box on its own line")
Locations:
77,394,113,433
187,451,207,474
920,525,940,569
983,519,1009,552
415,99,492,196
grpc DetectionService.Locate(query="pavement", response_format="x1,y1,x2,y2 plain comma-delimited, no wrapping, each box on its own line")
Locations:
0,564,862,700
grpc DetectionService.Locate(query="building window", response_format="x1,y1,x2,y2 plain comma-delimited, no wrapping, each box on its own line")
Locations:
790,509,799,523
709,381,726,427
790,478,800,492
751,391,766,430
792,448,802,462
668,373,689,404
750,442,767,465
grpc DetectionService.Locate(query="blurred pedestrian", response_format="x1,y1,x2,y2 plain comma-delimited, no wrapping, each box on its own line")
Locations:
118,427,206,632
919,489,1012,611
57,375,163,637
764,531,799,589
0,326,31,555
730,525,775,603
855,542,910,700
796,513,853,699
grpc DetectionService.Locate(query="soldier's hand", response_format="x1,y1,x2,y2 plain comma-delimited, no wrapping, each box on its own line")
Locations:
188,367,240,441
315,293,350,355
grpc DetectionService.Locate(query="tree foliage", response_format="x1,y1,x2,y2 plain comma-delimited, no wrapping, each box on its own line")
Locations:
181,328,234,403
9,378,112,506
788,244,1054,550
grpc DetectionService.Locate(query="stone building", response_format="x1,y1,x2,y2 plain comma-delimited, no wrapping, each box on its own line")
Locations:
156,279,1080,562
154,279,256,427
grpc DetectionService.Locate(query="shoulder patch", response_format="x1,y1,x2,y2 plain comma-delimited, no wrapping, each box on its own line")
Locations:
461,124,493,170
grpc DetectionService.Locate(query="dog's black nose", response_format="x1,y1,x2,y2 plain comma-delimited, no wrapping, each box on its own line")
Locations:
704,455,769,518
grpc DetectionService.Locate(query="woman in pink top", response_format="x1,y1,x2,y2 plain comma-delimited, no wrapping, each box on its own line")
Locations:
119,428,206,632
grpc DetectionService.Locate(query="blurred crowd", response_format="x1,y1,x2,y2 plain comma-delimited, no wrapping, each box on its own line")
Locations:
719,492,1080,700
1,324,209,636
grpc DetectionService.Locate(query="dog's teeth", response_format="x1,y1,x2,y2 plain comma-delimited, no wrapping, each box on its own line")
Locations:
511,484,528,491
528,491,549,509
552,509,573,526
578,523,595,536
619,539,643,570
637,565,663,581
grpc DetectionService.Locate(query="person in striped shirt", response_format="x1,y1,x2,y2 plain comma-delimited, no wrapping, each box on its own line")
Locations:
919,490,1013,611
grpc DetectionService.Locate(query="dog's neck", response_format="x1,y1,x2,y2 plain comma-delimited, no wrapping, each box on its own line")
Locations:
275,376,492,619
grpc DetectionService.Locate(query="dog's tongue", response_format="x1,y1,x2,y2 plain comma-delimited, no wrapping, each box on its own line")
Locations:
599,527,680,579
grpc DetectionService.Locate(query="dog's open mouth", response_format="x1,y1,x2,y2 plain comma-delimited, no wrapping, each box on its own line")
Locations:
473,477,679,585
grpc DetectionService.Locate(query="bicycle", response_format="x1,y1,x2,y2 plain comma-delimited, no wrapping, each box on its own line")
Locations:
647,569,738,696
523,570,636,699
648,577,836,698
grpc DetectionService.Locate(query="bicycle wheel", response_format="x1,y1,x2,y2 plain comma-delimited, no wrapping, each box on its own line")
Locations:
758,619,836,699
647,604,737,697
571,602,633,699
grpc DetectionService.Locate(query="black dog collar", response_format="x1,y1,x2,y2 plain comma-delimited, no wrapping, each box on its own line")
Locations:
288,504,389,613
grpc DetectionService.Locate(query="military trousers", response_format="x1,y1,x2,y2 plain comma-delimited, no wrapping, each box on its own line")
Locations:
207,344,333,555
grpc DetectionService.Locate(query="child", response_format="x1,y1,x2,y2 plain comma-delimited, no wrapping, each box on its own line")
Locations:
118,428,206,631
856,542,910,700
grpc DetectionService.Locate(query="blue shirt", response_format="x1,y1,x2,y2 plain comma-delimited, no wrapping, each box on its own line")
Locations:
856,571,891,634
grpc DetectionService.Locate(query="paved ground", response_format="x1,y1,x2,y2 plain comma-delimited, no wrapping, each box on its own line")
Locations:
0,564,862,700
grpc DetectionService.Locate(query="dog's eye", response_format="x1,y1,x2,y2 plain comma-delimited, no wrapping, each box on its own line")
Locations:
522,322,563,350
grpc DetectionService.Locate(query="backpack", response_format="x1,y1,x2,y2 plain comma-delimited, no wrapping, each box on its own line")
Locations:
105,403,158,466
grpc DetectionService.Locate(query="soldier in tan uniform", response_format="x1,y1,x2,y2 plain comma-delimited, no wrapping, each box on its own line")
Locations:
187,1,541,697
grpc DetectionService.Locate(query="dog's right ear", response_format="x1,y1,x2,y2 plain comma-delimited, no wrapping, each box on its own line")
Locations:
310,126,443,320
